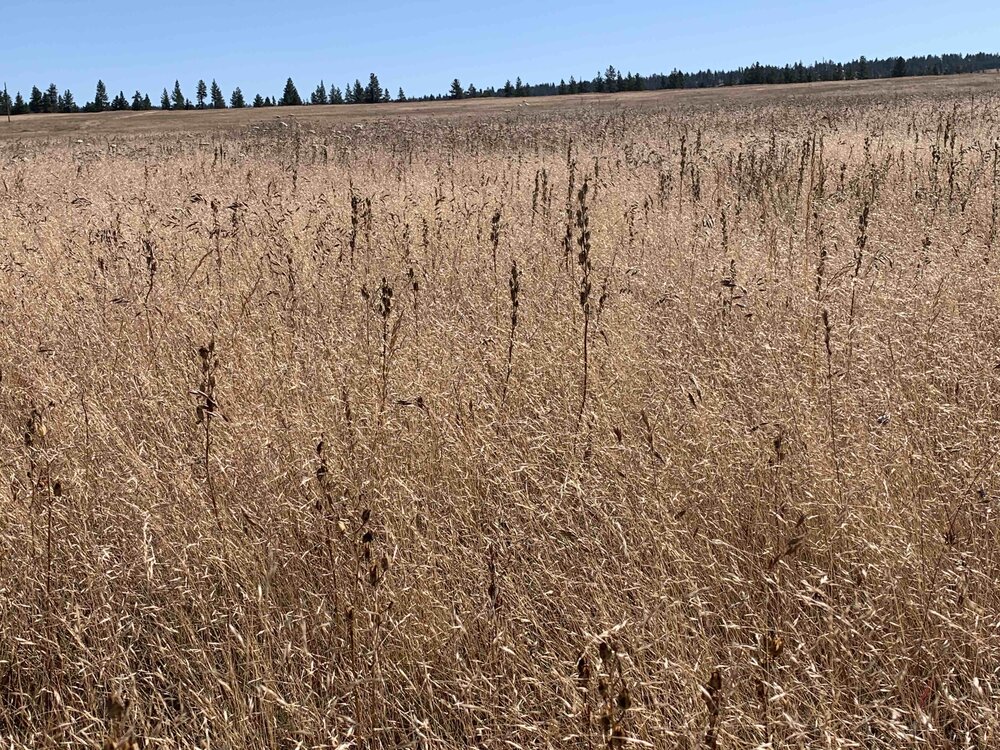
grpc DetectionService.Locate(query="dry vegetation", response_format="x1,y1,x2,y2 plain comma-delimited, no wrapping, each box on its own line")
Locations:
0,77,999,748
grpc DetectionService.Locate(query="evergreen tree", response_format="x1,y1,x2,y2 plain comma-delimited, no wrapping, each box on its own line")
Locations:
43,83,59,113
160,89,170,109
352,79,365,104
61,89,78,113
210,80,226,108
311,80,328,105
514,77,524,96
111,91,129,111
131,91,144,111
329,86,344,104
253,93,265,107
857,56,870,79
604,65,618,92
94,80,109,112
280,78,302,106
891,56,907,77
365,73,383,103
557,79,567,95
13,92,29,115
142,93,152,109
568,76,579,94
29,86,43,113
171,80,185,110
263,96,274,107
465,83,478,98
196,79,208,108
381,88,391,103
592,72,604,93
230,88,246,108
396,87,406,102
503,80,514,97
449,79,464,99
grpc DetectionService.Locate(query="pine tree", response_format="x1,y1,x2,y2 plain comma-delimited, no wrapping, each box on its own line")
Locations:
230,88,246,108
263,96,274,107
61,89,78,113
503,80,514,97
210,80,226,108
568,76,579,94
891,57,907,78
352,80,364,104
396,87,406,102
13,92,29,115
252,93,265,108
365,73,382,103
196,79,208,108
131,91,144,111
557,79,567,95
142,93,152,110
381,89,391,103
311,80,328,105
280,78,302,106
329,86,344,104
449,79,464,99
110,91,128,111
29,86,43,113
857,56,870,80
171,80,185,110
514,77,524,96
94,80,109,111
43,83,59,113
161,89,171,109
604,66,618,92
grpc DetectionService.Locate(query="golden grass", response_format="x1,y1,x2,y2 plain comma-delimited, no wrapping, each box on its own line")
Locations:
0,75,999,748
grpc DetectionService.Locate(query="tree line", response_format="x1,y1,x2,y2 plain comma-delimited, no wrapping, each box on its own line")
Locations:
0,73,399,114
483,52,1000,99
3,51,998,116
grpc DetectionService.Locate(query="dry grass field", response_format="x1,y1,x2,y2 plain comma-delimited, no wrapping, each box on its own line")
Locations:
1,74,999,748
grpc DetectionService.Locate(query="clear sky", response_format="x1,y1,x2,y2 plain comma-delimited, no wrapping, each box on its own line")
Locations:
3,0,999,101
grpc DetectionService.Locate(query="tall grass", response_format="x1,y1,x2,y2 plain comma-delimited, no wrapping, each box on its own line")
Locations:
0,81,998,748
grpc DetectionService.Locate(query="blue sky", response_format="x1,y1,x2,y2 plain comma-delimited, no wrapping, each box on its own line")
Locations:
3,0,999,101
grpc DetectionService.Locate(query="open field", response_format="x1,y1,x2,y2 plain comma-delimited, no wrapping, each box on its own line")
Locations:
1,74,999,748
1,71,999,139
